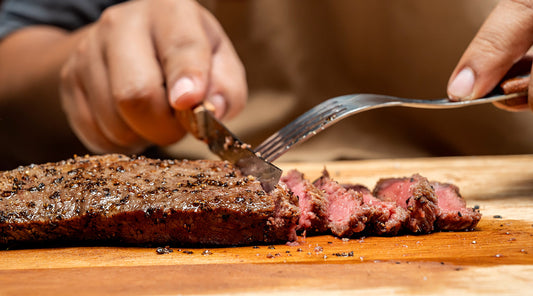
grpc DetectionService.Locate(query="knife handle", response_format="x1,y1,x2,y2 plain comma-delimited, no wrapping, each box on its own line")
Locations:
177,102,216,141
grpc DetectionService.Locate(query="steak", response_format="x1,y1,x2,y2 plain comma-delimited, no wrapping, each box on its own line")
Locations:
313,170,368,237
373,174,439,234
342,184,408,236
431,181,481,231
0,154,299,247
280,170,328,233
1,154,481,247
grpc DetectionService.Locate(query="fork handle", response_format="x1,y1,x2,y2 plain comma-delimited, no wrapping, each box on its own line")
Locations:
498,74,530,108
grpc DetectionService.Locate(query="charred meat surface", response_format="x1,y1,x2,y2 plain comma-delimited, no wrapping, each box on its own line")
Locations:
373,174,439,234
0,154,299,247
280,170,328,233
431,182,481,231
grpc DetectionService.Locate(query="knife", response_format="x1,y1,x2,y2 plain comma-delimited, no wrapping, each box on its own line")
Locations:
179,104,282,192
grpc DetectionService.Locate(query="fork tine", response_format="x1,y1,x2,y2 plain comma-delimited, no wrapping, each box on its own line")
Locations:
255,102,339,153
255,100,347,161
259,107,340,153
265,114,341,161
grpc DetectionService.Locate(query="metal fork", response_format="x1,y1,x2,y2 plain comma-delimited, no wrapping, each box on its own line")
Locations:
254,91,527,162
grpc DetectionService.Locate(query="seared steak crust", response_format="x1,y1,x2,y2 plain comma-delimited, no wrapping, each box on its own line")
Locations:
0,154,299,247
373,174,439,234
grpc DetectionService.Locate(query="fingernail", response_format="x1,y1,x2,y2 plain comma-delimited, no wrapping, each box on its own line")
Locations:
207,94,227,119
448,67,475,101
170,77,195,107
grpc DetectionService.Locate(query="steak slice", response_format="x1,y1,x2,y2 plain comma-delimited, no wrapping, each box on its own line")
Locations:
280,170,328,233
373,174,439,234
343,184,408,236
431,182,481,231
313,170,368,237
0,154,299,247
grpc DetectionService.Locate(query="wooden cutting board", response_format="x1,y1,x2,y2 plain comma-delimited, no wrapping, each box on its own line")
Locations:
1,155,532,295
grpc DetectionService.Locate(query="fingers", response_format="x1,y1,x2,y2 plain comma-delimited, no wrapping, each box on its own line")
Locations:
101,4,186,146
153,0,247,119
76,26,147,149
202,11,247,120
206,39,247,119
447,0,533,104
60,56,138,154
152,0,212,111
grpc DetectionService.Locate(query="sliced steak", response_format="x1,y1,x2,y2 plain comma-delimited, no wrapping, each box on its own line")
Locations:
0,154,299,247
280,170,328,233
343,184,408,236
373,174,439,234
313,170,368,237
431,181,481,231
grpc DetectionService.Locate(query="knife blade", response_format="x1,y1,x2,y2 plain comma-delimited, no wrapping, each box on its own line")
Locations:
179,104,282,192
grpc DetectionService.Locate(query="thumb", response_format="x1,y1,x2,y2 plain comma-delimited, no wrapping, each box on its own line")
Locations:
447,0,533,101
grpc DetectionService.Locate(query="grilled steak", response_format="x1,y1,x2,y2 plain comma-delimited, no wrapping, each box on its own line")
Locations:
1,154,481,247
431,182,481,231
342,184,408,236
0,154,299,247
313,170,368,237
280,170,328,233
373,174,439,234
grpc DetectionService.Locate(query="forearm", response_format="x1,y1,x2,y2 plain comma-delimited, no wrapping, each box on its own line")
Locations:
0,26,91,168
0,25,88,111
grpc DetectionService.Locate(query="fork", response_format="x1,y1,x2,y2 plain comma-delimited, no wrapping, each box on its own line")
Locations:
254,87,528,163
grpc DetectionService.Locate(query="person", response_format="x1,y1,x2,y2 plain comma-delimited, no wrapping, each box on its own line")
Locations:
0,0,532,170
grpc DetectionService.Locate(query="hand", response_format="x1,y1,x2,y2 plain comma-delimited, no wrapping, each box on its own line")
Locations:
60,0,247,154
447,0,533,112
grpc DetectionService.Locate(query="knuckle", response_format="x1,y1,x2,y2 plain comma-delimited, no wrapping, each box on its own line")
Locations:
62,38,91,82
473,31,509,58
59,61,72,85
162,38,208,66
98,3,135,30
73,38,89,58
99,6,122,28
59,58,79,99
113,82,162,109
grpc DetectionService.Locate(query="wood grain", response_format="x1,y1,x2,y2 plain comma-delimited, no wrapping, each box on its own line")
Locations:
1,155,532,295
